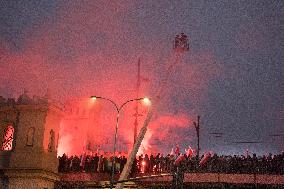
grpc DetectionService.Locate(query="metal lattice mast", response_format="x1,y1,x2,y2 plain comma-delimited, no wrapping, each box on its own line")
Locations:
193,115,200,158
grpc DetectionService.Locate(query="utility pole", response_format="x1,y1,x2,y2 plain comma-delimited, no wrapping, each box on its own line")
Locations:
193,115,200,158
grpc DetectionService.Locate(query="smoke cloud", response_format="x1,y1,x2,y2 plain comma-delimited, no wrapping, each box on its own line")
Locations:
0,1,222,156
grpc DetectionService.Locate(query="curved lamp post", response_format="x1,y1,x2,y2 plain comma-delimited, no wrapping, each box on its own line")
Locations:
90,96,151,189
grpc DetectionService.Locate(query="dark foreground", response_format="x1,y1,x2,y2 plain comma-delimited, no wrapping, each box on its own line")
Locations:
56,173,284,189
55,182,284,189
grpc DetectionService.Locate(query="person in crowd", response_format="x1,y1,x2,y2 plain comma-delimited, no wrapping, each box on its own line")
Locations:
57,151,284,175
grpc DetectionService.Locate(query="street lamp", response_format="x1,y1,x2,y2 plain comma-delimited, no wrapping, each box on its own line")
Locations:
90,95,151,189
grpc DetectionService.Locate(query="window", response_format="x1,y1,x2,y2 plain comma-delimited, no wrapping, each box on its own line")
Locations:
2,125,14,151
26,127,35,146
48,129,55,152
56,133,59,149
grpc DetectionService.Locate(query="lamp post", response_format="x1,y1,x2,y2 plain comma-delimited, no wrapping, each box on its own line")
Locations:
90,96,151,189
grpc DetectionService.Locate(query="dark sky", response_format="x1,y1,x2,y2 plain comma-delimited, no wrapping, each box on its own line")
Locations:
0,0,283,155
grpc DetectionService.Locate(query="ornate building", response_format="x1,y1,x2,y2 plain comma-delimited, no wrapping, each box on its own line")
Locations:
0,92,64,189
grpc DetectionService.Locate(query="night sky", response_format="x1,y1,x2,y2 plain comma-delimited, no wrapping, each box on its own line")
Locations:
0,0,283,155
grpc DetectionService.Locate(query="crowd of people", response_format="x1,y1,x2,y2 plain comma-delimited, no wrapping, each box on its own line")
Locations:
58,151,284,175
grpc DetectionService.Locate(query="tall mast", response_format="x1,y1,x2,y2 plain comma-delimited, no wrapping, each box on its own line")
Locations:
133,58,141,145
116,33,189,189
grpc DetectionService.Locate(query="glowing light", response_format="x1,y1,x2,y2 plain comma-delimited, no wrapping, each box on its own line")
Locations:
141,160,146,173
2,125,14,151
90,96,97,104
142,97,151,105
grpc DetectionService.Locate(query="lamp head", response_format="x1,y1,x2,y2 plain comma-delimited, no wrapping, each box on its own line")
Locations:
90,96,97,100
142,97,151,105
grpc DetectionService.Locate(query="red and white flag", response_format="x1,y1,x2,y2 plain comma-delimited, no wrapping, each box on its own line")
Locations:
175,145,180,155
185,146,194,157
174,154,186,166
170,148,174,156
200,152,211,166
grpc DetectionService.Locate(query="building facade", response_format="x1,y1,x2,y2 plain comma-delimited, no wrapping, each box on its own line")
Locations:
0,93,64,189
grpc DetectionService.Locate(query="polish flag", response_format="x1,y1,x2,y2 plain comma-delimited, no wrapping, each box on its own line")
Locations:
174,154,186,166
175,145,180,155
185,146,194,157
200,152,211,166
170,148,174,156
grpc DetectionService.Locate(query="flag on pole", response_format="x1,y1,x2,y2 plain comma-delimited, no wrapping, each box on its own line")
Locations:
200,152,211,166
175,145,180,155
174,154,186,166
170,148,174,156
80,152,86,169
245,149,250,158
185,145,194,157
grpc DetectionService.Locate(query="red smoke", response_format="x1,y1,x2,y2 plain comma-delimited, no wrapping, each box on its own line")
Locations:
0,1,222,156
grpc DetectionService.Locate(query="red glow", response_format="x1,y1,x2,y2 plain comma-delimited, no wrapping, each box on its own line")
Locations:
0,1,222,156
2,125,14,151
141,160,146,173
58,99,103,156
